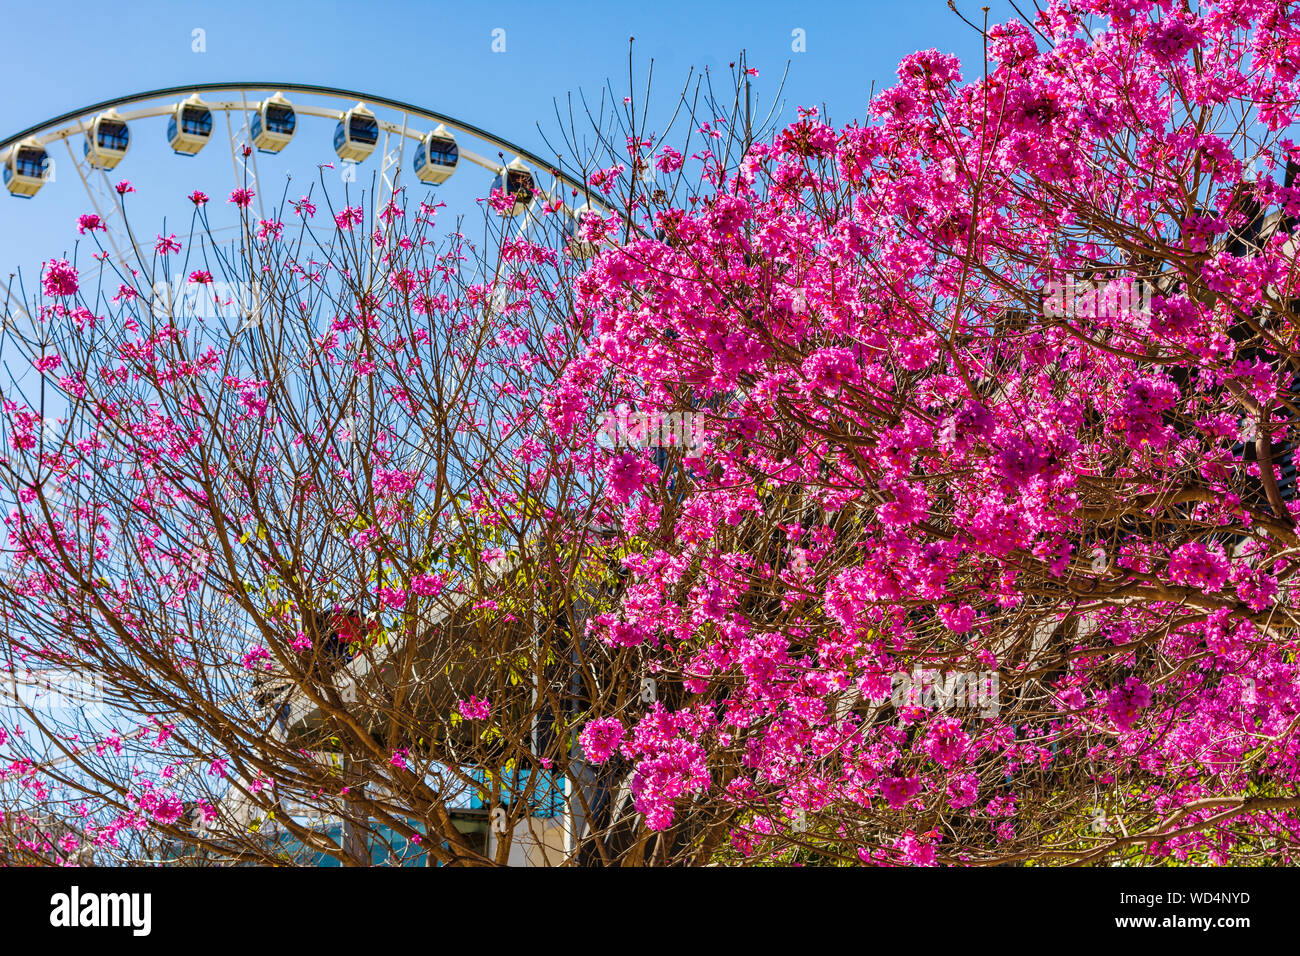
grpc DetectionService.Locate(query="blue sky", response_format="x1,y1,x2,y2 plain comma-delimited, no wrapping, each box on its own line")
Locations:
0,0,1021,281
0,1,1014,136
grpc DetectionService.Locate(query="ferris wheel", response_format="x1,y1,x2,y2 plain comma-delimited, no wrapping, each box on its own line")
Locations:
0,82,604,316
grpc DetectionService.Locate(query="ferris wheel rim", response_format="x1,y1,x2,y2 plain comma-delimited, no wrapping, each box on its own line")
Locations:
0,80,587,194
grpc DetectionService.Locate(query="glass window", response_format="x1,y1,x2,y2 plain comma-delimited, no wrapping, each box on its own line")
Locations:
181,108,212,136
413,142,426,170
17,149,48,178
349,116,378,144
265,105,296,135
430,140,457,166
98,121,129,151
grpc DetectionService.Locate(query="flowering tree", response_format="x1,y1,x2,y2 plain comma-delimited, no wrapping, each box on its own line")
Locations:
0,164,646,865
8,0,1300,867
548,1,1300,865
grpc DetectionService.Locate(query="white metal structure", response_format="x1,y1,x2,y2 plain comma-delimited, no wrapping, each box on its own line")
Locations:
1,83,597,212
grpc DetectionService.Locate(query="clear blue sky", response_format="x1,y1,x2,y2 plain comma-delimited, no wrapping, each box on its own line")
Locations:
0,1,1014,137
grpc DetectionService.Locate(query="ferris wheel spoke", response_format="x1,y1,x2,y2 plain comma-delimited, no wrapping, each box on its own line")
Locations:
0,276,32,329
223,110,244,197
368,112,412,271
237,91,267,224
61,133,135,276
93,160,146,271
380,113,408,206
